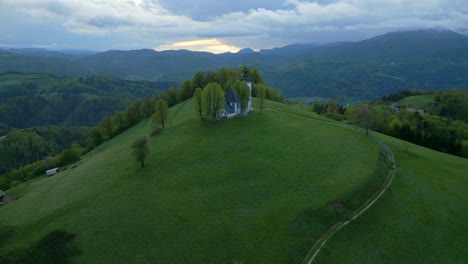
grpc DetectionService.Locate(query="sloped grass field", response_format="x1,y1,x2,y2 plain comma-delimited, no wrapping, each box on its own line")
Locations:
315,133,468,263
397,95,433,109
0,99,387,263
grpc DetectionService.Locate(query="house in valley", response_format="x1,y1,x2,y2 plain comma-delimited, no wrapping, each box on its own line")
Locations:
220,67,253,118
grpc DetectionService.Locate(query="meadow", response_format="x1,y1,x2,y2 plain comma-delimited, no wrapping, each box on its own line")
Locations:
315,132,468,263
397,94,434,108
0,99,387,263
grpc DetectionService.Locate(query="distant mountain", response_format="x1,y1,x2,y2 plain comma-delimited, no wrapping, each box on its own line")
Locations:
307,29,468,62
0,29,467,101
0,48,98,59
237,48,255,54
259,43,322,56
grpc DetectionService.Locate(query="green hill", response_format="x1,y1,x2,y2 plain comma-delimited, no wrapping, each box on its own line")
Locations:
0,99,388,263
397,94,434,108
315,133,468,263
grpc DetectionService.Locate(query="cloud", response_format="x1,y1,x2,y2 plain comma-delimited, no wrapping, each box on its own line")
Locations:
156,39,241,53
1,0,468,51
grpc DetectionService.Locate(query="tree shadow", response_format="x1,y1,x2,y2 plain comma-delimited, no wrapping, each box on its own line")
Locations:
1,229,82,264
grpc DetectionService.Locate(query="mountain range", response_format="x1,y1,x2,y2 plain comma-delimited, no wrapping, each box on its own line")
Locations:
1,29,468,102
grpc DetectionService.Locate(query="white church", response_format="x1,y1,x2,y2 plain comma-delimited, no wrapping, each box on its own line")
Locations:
220,67,253,118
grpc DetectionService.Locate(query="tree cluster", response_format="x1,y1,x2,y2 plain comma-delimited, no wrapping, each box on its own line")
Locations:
311,100,468,157
0,143,83,190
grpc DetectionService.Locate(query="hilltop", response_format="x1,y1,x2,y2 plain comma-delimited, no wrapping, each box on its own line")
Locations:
0,99,388,263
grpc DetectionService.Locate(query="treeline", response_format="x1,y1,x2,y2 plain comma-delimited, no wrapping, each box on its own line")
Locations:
0,127,90,175
378,89,430,103
310,96,468,158
430,90,468,122
377,89,468,122
0,141,84,190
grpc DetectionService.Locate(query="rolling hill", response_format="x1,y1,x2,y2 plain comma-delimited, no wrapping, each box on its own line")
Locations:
315,132,468,263
0,99,389,263
1,29,467,101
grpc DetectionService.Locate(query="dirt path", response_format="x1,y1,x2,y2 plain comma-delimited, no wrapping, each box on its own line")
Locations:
263,108,397,264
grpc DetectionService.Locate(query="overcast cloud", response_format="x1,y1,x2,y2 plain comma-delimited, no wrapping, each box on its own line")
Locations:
0,0,467,52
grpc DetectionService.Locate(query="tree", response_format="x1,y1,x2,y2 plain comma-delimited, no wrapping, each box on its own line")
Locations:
256,83,267,114
191,71,206,91
139,96,154,118
348,103,374,135
85,127,103,151
311,101,327,115
238,81,250,114
193,87,203,118
124,103,140,127
163,87,178,107
98,115,113,140
327,99,339,114
152,99,169,129
131,136,149,168
233,80,250,113
181,80,193,101
59,143,82,166
201,83,225,119
112,111,127,135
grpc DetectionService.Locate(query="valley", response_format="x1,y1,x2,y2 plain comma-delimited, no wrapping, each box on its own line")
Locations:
0,25,467,264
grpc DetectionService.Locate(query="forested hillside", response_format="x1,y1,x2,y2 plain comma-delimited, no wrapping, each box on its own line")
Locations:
1,29,467,101
0,73,174,131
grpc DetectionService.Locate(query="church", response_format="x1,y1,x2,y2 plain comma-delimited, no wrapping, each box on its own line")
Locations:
220,67,253,118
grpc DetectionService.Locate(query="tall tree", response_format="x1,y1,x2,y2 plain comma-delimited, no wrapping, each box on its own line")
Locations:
256,83,267,114
348,103,374,135
193,87,203,118
98,115,113,140
163,87,178,107
181,80,193,101
238,81,251,114
131,136,149,168
85,127,103,151
327,99,339,113
124,103,140,127
233,80,250,114
152,99,169,129
201,83,225,119
191,71,205,91
112,111,127,135
139,96,154,118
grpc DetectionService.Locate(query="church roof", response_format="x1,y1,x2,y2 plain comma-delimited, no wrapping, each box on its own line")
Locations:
225,88,240,103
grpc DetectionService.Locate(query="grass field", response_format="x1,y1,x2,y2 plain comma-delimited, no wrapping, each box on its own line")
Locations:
315,133,468,263
0,99,387,263
398,95,433,109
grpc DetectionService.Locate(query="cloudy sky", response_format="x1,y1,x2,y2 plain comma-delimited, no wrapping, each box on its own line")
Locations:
1,0,467,53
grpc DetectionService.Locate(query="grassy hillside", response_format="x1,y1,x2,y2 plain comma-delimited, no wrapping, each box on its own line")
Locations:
398,94,434,108
0,99,387,263
315,133,468,263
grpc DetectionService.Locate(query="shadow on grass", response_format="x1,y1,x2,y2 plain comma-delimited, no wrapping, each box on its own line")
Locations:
1,230,82,264
0,227,17,248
